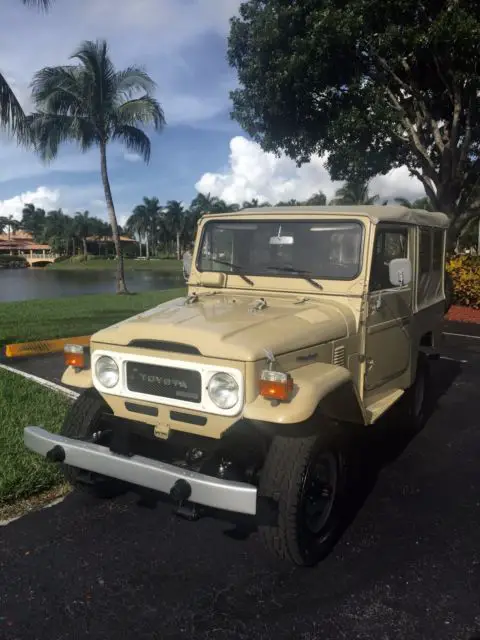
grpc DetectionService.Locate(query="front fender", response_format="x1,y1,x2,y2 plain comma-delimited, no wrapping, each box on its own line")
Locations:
243,362,366,426
61,366,93,388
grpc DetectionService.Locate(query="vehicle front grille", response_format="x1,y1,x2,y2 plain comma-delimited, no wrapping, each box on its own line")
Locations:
125,361,202,403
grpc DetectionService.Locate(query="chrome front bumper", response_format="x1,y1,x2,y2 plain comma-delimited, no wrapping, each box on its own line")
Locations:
24,427,258,515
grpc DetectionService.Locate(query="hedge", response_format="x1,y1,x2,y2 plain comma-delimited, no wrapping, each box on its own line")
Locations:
0,255,27,267
446,255,480,309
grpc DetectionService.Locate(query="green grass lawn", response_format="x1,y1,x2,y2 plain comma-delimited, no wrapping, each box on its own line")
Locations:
48,257,183,272
0,288,186,346
0,370,70,506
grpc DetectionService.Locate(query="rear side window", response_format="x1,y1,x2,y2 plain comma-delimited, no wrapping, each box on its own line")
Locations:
417,227,444,308
432,230,444,271
419,229,432,276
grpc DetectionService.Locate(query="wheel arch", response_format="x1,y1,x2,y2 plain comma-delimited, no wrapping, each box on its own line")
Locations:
242,362,367,431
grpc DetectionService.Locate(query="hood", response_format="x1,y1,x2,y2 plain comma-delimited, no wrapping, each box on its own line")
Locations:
92,293,353,361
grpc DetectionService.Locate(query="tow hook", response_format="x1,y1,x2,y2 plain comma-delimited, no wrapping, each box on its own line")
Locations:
170,479,203,521
46,445,65,463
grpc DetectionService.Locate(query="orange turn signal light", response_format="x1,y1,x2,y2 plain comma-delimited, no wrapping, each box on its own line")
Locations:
64,344,85,369
259,370,293,401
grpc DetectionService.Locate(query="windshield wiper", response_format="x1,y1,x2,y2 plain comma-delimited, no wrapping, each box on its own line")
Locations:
209,258,254,285
266,266,323,289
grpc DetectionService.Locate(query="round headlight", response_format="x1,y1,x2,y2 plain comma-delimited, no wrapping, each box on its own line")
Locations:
95,356,119,388
207,372,239,410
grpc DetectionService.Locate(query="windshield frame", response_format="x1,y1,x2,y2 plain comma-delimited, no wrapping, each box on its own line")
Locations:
195,217,366,282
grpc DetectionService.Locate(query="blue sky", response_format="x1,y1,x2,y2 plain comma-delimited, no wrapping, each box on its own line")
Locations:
0,0,422,226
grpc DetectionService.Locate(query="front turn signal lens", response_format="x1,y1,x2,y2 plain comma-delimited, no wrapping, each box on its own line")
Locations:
64,344,85,369
259,370,293,401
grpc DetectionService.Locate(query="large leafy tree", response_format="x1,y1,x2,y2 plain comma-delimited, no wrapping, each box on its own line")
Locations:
28,39,165,293
228,0,480,246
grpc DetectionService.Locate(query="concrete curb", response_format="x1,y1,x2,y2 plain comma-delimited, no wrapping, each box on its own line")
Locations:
4,335,91,359
0,363,79,400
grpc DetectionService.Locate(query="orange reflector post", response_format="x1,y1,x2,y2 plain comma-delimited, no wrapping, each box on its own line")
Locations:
64,344,85,369
259,370,293,401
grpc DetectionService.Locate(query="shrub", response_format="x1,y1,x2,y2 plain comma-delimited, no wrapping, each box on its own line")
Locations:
0,254,27,267
446,254,480,309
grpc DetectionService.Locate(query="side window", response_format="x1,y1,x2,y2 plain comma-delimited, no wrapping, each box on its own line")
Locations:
432,230,444,271
370,226,409,291
419,228,432,277
418,227,444,307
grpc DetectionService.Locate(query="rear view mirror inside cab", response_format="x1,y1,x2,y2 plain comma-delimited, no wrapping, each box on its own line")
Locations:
269,225,294,245
389,258,412,287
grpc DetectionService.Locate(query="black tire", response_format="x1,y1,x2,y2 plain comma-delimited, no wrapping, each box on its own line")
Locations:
402,352,430,432
61,388,127,499
258,425,353,567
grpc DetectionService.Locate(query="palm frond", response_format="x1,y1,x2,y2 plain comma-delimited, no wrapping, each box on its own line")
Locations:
21,0,51,10
28,112,97,160
115,66,157,100
71,40,116,112
0,72,32,144
116,96,165,130
112,125,151,162
31,66,83,114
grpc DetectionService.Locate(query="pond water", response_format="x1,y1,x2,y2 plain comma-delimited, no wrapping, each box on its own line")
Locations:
0,268,184,302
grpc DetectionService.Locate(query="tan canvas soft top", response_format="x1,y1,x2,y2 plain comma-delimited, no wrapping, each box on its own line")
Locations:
204,205,450,229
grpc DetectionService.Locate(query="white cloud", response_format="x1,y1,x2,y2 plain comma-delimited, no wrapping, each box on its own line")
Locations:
0,186,60,221
123,152,142,163
195,136,425,205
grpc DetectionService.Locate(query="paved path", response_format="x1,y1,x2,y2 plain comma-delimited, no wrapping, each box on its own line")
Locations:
1,329,480,639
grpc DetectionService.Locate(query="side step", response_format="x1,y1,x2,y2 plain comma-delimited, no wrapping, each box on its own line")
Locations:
365,388,404,424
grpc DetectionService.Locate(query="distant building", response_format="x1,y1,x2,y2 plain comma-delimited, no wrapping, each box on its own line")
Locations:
0,231,53,264
0,231,138,263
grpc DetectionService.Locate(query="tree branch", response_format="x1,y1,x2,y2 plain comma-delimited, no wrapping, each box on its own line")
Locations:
375,53,445,155
385,87,438,182
457,93,474,176
433,54,454,104
409,168,440,209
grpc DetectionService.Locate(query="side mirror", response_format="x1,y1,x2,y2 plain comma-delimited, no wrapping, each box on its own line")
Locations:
389,258,412,287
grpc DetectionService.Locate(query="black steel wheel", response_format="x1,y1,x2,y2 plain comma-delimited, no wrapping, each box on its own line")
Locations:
61,388,127,499
258,425,352,567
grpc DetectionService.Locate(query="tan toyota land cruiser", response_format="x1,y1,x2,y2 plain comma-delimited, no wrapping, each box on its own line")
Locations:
24,205,450,566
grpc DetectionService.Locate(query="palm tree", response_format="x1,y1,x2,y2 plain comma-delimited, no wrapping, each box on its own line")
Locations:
73,210,94,259
304,191,327,206
28,39,165,293
330,180,379,205
164,200,187,259
394,196,434,211
21,203,46,240
0,215,20,240
0,1,51,143
127,197,162,259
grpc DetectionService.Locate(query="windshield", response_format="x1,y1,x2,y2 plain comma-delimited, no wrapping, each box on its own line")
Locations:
197,219,363,280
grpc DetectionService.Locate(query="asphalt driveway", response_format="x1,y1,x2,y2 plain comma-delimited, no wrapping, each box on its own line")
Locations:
1,327,480,639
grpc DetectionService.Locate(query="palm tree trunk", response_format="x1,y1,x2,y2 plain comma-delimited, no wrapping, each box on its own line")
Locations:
82,238,87,260
99,141,128,294
146,233,150,260
176,231,180,260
